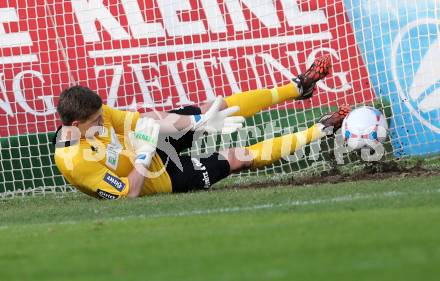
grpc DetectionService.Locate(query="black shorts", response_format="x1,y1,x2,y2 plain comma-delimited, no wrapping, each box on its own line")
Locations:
157,106,230,193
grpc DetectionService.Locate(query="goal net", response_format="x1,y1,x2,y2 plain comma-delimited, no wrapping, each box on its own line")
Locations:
1,0,439,197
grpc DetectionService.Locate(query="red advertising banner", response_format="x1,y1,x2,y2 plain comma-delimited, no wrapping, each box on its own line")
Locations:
0,0,374,137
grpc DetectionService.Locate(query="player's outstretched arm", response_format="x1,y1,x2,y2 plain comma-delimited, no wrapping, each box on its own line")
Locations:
141,96,245,135
191,96,245,134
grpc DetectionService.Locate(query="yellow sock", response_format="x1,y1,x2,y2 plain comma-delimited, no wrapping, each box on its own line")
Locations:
246,124,325,169
224,82,299,118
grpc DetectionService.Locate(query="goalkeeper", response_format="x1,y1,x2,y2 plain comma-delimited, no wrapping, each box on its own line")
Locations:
53,55,349,199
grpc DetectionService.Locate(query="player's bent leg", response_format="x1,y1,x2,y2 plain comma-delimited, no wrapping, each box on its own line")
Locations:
221,84,297,118
245,104,350,169
199,84,295,116
221,55,332,118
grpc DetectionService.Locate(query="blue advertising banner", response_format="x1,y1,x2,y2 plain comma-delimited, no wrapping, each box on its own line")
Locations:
344,0,440,156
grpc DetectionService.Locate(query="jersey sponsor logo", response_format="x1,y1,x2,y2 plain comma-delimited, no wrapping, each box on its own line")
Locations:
391,18,440,133
103,172,126,192
97,189,119,200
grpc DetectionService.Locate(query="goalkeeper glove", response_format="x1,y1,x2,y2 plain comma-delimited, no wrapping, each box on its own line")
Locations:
191,96,245,134
128,117,160,168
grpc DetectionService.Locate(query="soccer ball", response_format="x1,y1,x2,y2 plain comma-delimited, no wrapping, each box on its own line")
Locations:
342,106,388,150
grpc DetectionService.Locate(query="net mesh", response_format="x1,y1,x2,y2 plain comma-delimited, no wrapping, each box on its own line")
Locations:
0,0,439,197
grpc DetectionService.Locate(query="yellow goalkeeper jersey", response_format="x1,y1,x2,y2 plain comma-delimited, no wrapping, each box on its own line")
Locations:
54,105,172,199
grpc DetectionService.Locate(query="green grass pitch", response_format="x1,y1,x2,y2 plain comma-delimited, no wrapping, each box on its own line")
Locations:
1,175,440,281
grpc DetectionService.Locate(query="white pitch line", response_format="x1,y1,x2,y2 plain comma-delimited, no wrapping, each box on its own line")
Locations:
142,190,436,219
1,188,439,230
88,32,332,58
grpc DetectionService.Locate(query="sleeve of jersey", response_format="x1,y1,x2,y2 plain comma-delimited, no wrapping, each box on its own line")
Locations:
103,105,140,135
72,159,130,200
